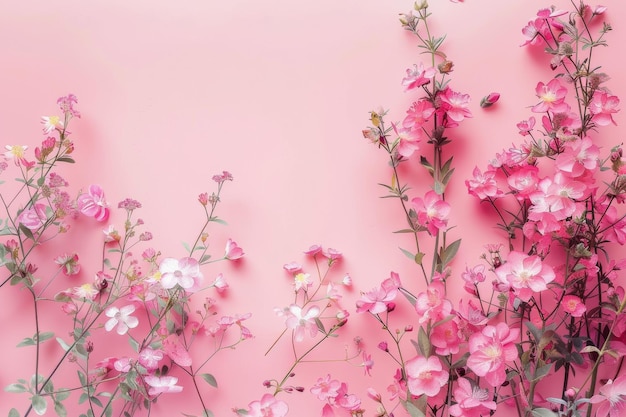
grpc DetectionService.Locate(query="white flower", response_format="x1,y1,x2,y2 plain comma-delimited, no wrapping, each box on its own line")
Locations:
104,305,139,335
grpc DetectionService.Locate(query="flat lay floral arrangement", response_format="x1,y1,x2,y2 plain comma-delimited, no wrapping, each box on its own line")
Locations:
2,1,625,417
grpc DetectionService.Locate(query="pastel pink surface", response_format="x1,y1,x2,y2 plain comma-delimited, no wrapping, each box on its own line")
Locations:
1,1,626,416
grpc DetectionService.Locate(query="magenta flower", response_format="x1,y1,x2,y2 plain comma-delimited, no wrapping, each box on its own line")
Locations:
561,295,586,317
159,257,204,292
144,375,183,396
589,91,620,126
402,99,435,130
467,323,520,387
516,116,536,136
401,63,436,91
466,167,503,200
77,185,110,222
245,394,288,417
532,79,569,113
405,355,449,397
104,305,139,335
440,87,473,123
495,251,555,302
480,92,500,108
285,304,320,342
17,204,48,230
224,238,244,260
411,190,451,235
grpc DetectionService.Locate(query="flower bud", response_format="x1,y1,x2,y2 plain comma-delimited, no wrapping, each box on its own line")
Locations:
438,60,454,74
480,92,500,108
378,341,389,352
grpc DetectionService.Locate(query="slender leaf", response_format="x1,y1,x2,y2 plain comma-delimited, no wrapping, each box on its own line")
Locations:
441,239,461,267
4,383,27,393
200,373,218,388
16,338,35,348
531,408,558,417
54,401,67,417
404,401,425,417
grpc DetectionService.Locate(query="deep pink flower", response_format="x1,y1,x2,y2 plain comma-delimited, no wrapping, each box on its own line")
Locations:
439,87,473,123
17,204,48,230
467,323,520,387
405,355,449,397
507,165,540,199
401,63,436,91
77,185,110,222
561,295,586,317
480,92,500,108
144,375,183,395
495,251,555,302
411,190,451,235
245,394,288,417
517,117,536,136
532,79,569,113
403,100,436,130
224,238,244,260
589,91,620,126
159,257,204,292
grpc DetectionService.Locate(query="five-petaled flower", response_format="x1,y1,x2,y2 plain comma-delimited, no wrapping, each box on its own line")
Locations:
104,305,139,335
159,257,204,292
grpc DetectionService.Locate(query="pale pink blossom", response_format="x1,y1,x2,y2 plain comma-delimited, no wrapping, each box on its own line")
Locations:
401,63,436,91
159,257,203,292
293,272,312,291
212,273,228,293
411,190,451,235
415,281,453,324
521,18,551,47
467,322,520,387
532,79,569,113
144,375,183,395
356,283,397,315
590,375,626,417
245,394,288,417
224,238,244,260
449,378,497,417
285,304,320,342
561,295,586,317
555,136,599,177
113,357,131,372
104,305,139,335
103,225,121,243
54,253,80,276
311,374,342,401
431,319,462,355
283,262,302,273
323,247,343,261
392,123,421,158
589,91,620,126
72,283,99,301
162,334,192,366
466,167,503,200
17,204,48,230
77,185,110,222
4,145,29,166
405,355,449,397
517,117,536,136
40,115,64,134
495,251,555,302
304,244,323,256
138,348,163,371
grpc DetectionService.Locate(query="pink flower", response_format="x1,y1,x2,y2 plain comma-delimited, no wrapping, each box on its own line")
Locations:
392,123,421,159
405,355,449,397
144,375,183,395
323,247,343,261
212,273,228,293
495,251,555,302
431,319,462,355
449,378,496,417
138,348,163,371
283,262,302,273
356,282,398,315
54,253,80,276
293,272,312,292
480,92,500,108
104,305,139,335
517,117,536,136
555,136,599,177
245,394,288,417
224,238,244,260
411,190,451,235
561,295,586,317
439,87,473,123
304,244,323,256
589,91,620,126
466,167,503,200
590,375,626,417
403,100,435,130
40,115,64,134
159,257,204,292
361,352,374,376
467,322,520,387
507,165,540,199
77,185,110,222
532,79,569,113
415,281,453,324
311,374,342,401
72,283,99,301
401,63,436,91
57,94,80,118
285,304,320,342
17,204,48,230
162,334,192,366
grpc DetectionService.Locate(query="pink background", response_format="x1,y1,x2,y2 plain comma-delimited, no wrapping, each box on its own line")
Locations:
2,0,626,416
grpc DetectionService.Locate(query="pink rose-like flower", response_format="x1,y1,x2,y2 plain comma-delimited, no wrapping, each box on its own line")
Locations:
480,92,500,108
17,204,48,231
561,295,586,317
77,185,110,222
517,116,536,136
245,394,288,417
224,238,244,260
532,79,569,113
467,322,520,387
104,305,139,335
144,375,183,396
495,251,555,302
589,91,620,126
405,355,449,397
159,257,203,292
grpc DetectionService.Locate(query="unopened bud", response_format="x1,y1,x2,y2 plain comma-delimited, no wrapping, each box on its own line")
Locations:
480,92,500,108
438,60,454,74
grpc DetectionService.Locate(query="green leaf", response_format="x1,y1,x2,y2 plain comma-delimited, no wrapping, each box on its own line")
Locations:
202,410,215,417
8,408,20,417
89,396,103,407
31,395,47,415
314,317,326,334
77,371,87,387
55,389,71,402
533,363,553,381
199,254,212,264
16,338,35,348
5,383,27,393
417,326,431,358
441,239,461,268
393,229,416,234
54,401,67,417
209,216,228,225
399,247,415,261
56,157,75,164
200,373,218,388
128,337,140,353
37,332,54,343
56,337,71,352
404,401,425,417
420,156,434,175
433,181,445,195
531,408,558,417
